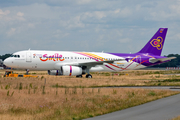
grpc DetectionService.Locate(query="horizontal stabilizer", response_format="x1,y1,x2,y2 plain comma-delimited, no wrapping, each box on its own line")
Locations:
149,57,176,63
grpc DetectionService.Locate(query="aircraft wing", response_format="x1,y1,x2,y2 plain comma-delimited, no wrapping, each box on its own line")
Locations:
63,59,125,67
149,57,176,63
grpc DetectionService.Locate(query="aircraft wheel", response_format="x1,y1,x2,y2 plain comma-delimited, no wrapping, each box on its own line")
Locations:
86,74,92,78
76,75,82,78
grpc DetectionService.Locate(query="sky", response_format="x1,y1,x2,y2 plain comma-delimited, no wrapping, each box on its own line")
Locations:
0,0,180,55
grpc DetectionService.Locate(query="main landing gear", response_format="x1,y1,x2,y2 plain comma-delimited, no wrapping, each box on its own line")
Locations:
76,74,92,78
76,75,82,78
76,67,92,78
85,69,92,78
86,74,92,78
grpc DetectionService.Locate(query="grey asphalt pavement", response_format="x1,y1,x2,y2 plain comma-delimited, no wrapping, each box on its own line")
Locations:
84,87,180,120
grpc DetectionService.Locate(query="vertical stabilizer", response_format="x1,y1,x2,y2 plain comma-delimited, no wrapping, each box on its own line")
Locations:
138,28,168,56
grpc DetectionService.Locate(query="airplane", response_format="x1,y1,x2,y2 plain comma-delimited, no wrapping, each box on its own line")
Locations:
3,28,175,78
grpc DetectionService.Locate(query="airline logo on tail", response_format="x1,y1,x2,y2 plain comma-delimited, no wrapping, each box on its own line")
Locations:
150,37,163,50
160,28,164,33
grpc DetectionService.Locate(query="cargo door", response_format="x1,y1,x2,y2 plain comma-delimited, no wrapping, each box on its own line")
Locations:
26,52,32,62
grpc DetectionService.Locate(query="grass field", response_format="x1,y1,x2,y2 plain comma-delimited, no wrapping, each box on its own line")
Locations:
173,116,180,120
0,70,180,120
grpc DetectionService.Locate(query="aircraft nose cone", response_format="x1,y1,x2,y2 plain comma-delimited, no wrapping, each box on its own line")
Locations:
4,58,10,67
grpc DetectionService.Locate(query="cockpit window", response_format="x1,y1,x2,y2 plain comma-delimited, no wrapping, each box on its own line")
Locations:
11,55,20,58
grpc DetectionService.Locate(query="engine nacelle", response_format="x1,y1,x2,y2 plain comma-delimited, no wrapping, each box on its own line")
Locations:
48,66,83,76
48,70,62,75
61,66,82,76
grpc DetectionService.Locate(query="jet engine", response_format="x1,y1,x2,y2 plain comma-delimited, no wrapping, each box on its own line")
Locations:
48,70,62,75
48,66,83,76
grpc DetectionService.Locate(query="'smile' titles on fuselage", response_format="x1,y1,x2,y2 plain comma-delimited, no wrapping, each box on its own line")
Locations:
33,53,65,62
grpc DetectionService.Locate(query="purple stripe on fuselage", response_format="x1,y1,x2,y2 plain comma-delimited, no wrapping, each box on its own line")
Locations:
105,65,116,71
108,53,167,67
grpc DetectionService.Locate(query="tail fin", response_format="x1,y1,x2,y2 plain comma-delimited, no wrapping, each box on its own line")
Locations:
138,28,168,56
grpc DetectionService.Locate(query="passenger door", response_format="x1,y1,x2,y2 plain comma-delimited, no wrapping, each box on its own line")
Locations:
26,52,32,62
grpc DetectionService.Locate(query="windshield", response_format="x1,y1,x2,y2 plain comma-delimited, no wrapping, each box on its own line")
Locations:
10,55,20,58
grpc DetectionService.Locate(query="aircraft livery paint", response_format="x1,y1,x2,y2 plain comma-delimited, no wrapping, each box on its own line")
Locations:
3,28,175,77
150,37,163,50
75,52,124,70
33,53,65,62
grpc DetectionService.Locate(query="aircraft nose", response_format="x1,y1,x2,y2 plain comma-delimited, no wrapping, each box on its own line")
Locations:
4,58,11,67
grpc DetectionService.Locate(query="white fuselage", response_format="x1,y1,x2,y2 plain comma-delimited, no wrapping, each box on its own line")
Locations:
3,28,172,77
4,50,145,72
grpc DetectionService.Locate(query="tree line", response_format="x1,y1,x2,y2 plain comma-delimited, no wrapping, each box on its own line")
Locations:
0,53,179,67
0,54,11,61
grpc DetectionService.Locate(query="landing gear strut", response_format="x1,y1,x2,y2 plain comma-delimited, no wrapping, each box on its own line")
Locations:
85,68,92,78
75,67,92,78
